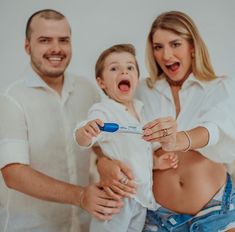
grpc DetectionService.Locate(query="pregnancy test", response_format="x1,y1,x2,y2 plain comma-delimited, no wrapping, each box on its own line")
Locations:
99,123,143,134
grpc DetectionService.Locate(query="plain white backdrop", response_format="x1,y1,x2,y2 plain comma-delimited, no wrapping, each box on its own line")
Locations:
0,0,234,91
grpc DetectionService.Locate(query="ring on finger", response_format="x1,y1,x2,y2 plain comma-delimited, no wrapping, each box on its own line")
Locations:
119,177,128,185
162,128,168,137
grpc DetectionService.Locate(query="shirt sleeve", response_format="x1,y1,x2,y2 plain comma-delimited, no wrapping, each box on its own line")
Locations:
0,94,30,169
73,102,109,149
195,79,235,163
197,122,220,146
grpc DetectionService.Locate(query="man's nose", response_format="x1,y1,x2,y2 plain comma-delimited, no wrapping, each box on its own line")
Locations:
50,41,61,52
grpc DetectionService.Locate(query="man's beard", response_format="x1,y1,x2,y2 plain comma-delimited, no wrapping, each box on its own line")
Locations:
31,56,70,79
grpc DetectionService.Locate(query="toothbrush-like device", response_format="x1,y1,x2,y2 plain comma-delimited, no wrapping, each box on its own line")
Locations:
99,123,143,134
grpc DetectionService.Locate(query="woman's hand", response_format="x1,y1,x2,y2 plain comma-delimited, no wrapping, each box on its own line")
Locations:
143,116,177,151
97,156,137,200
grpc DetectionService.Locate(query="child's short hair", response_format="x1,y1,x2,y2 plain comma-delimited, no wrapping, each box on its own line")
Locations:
95,43,140,79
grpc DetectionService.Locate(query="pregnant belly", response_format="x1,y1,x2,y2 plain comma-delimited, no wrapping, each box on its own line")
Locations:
152,150,227,215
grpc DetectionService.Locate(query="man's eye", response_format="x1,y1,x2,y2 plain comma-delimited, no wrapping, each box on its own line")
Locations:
39,39,49,43
60,38,70,43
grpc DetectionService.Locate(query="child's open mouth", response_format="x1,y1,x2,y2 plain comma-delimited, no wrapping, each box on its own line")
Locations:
118,79,131,92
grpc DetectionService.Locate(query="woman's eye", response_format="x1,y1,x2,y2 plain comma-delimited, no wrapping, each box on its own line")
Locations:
172,42,181,48
153,45,162,51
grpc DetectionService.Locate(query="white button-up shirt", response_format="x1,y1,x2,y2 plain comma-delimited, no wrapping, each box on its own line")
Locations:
76,98,156,209
136,74,235,163
0,67,100,232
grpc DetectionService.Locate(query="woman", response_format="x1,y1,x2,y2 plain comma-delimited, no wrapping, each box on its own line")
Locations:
96,11,235,231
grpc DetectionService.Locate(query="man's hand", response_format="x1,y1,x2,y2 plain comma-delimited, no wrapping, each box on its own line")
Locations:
97,156,137,199
80,183,124,220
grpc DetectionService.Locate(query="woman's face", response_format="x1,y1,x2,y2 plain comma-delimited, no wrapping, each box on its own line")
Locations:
152,29,194,82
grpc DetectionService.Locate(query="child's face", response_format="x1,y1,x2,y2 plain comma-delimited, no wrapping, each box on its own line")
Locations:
97,52,139,104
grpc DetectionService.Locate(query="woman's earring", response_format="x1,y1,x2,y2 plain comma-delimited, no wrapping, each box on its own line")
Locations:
191,52,195,58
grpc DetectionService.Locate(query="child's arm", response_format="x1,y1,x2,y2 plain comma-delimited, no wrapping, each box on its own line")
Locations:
75,119,103,146
153,152,178,170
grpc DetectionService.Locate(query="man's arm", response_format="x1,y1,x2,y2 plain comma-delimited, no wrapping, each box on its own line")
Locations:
93,147,137,199
1,163,123,220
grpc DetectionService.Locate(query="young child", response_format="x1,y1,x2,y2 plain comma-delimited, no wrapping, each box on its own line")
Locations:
74,44,178,232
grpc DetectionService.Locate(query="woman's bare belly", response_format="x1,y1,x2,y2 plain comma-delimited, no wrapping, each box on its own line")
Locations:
153,149,227,215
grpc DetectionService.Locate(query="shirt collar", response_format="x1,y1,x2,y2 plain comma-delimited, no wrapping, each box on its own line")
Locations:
103,97,144,118
155,73,207,93
182,73,208,89
24,65,74,94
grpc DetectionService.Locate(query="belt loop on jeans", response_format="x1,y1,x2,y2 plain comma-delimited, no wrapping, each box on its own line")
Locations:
221,173,233,213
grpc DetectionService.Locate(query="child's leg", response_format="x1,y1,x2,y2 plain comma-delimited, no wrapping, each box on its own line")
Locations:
89,198,146,232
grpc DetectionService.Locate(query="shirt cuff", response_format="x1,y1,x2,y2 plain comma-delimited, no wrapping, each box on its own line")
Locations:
198,122,220,146
0,139,30,169
73,126,96,150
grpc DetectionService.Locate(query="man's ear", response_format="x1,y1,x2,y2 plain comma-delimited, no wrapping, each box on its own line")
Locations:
96,77,106,90
24,39,31,55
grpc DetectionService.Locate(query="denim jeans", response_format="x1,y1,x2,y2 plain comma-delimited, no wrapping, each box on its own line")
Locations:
143,173,235,232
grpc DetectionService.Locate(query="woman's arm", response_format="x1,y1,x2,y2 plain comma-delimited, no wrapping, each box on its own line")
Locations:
142,117,209,152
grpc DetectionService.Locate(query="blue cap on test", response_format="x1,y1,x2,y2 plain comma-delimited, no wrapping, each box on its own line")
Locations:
98,123,119,132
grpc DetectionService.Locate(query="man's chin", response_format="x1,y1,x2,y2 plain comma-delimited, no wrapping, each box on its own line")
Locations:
44,69,65,78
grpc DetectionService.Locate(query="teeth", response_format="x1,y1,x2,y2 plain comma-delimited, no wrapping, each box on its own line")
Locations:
48,57,62,61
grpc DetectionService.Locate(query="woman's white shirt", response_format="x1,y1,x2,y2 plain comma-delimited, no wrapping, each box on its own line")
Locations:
136,74,235,163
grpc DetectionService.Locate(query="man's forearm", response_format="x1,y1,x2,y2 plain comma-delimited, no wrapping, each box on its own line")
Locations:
1,163,83,206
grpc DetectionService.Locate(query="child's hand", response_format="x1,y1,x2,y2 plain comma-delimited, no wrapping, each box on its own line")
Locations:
153,152,178,170
82,119,103,139
76,119,103,146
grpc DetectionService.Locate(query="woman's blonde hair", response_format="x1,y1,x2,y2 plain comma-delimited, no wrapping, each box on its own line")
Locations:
146,11,216,88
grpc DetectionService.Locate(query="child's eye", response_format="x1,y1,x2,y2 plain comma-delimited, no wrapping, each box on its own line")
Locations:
110,67,117,71
127,66,135,71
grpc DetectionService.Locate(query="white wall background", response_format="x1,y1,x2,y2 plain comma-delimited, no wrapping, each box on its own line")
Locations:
0,0,234,91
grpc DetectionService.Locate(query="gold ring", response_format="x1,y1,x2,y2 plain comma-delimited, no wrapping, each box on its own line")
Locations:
163,128,168,137
120,177,128,185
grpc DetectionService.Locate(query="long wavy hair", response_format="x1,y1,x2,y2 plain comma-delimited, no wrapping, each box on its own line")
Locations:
146,11,216,88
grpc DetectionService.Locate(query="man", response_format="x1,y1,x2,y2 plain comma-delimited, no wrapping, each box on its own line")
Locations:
0,9,122,232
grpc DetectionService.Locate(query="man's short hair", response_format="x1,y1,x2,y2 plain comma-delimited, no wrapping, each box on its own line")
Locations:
25,9,67,40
